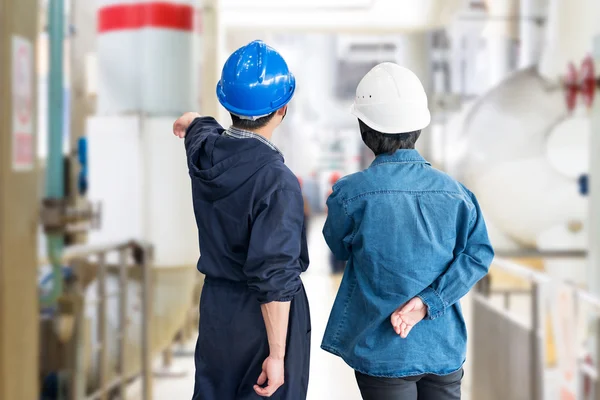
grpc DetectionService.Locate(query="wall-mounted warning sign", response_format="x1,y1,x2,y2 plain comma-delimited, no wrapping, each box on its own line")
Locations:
12,36,34,171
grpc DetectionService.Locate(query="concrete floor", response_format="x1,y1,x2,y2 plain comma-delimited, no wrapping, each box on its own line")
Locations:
130,215,474,399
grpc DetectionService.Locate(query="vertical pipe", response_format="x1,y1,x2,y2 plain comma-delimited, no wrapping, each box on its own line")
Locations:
589,36,600,298
118,248,128,397
595,318,600,400
43,0,66,307
201,0,225,122
518,0,546,68
530,283,544,400
97,253,107,400
589,37,600,388
395,33,433,159
141,245,153,400
47,0,65,199
484,0,518,87
68,291,85,400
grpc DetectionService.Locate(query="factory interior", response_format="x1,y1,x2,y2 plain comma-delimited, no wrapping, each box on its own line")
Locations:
2,0,600,399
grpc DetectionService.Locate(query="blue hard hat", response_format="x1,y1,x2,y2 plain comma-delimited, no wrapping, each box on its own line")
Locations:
217,40,295,118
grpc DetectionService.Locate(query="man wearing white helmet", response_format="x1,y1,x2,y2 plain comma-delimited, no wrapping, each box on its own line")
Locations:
321,62,494,399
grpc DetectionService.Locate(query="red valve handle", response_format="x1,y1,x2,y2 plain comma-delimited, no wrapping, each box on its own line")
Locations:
580,55,596,108
563,56,598,112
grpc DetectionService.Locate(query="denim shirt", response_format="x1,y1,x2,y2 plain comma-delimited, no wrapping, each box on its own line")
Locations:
321,149,494,377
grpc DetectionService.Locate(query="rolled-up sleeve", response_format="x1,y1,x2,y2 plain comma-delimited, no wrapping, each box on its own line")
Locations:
244,189,305,303
417,191,494,320
323,187,353,261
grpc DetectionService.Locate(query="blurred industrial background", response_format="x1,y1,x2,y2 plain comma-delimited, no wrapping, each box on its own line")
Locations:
2,0,600,399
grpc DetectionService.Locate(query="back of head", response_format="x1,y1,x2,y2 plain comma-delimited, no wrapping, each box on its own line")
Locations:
351,62,431,155
216,40,295,127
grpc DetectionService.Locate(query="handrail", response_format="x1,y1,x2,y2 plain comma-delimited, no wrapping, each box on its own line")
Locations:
62,240,153,400
492,257,552,284
477,256,600,399
39,240,151,265
492,257,600,312
493,249,587,258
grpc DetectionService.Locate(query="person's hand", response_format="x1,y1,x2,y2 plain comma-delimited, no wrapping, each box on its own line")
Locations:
254,356,285,397
173,112,201,138
391,297,428,339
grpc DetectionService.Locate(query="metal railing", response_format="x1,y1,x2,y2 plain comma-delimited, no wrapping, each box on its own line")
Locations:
472,257,600,400
57,240,154,400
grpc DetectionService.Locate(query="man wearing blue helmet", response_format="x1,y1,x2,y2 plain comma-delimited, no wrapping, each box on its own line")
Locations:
173,40,310,399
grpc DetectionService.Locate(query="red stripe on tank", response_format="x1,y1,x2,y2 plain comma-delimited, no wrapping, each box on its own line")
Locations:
98,2,194,33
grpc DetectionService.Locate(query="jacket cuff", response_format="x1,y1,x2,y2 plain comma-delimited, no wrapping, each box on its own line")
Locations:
257,293,296,304
417,287,446,320
255,284,301,304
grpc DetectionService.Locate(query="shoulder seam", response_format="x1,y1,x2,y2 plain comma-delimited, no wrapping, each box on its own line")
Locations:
343,189,465,204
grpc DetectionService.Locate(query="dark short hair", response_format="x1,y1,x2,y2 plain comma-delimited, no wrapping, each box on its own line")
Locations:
359,120,421,156
230,112,276,130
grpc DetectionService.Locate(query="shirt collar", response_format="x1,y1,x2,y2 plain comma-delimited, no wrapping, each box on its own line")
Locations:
370,149,431,167
224,126,282,156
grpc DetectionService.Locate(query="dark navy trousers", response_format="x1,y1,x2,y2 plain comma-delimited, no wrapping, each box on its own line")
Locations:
192,278,311,400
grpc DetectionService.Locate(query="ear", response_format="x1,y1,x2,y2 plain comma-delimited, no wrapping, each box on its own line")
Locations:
276,106,287,116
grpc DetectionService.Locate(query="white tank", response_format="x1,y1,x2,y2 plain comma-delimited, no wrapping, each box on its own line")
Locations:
457,68,588,248
96,0,199,115
455,0,599,248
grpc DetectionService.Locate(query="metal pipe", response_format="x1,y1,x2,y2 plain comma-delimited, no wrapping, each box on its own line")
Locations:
590,35,600,298
492,258,552,284
118,248,128,397
530,283,544,400
39,240,148,264
518,0,547,68
42,0,66,307
141,246,153,400
595,318,600,399
97,253,108,400
588,36,600,389
493,249,587,258
395,32,434,159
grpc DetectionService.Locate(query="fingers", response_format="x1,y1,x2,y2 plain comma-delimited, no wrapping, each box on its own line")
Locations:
401,324,414,339
254,381,284,397
390,311,400,327
393,321,401,335
391,313,408,335
173,122,186,138
392,312,419,338
256,370,267,386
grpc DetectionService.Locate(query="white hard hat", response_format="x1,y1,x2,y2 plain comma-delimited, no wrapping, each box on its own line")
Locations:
351,62,431,134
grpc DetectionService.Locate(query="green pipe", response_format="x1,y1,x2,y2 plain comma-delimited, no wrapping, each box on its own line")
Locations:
41,0,65,308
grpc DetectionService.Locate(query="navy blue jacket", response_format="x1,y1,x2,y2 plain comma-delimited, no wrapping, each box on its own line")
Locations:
185,117,311,400
185,117,309,300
